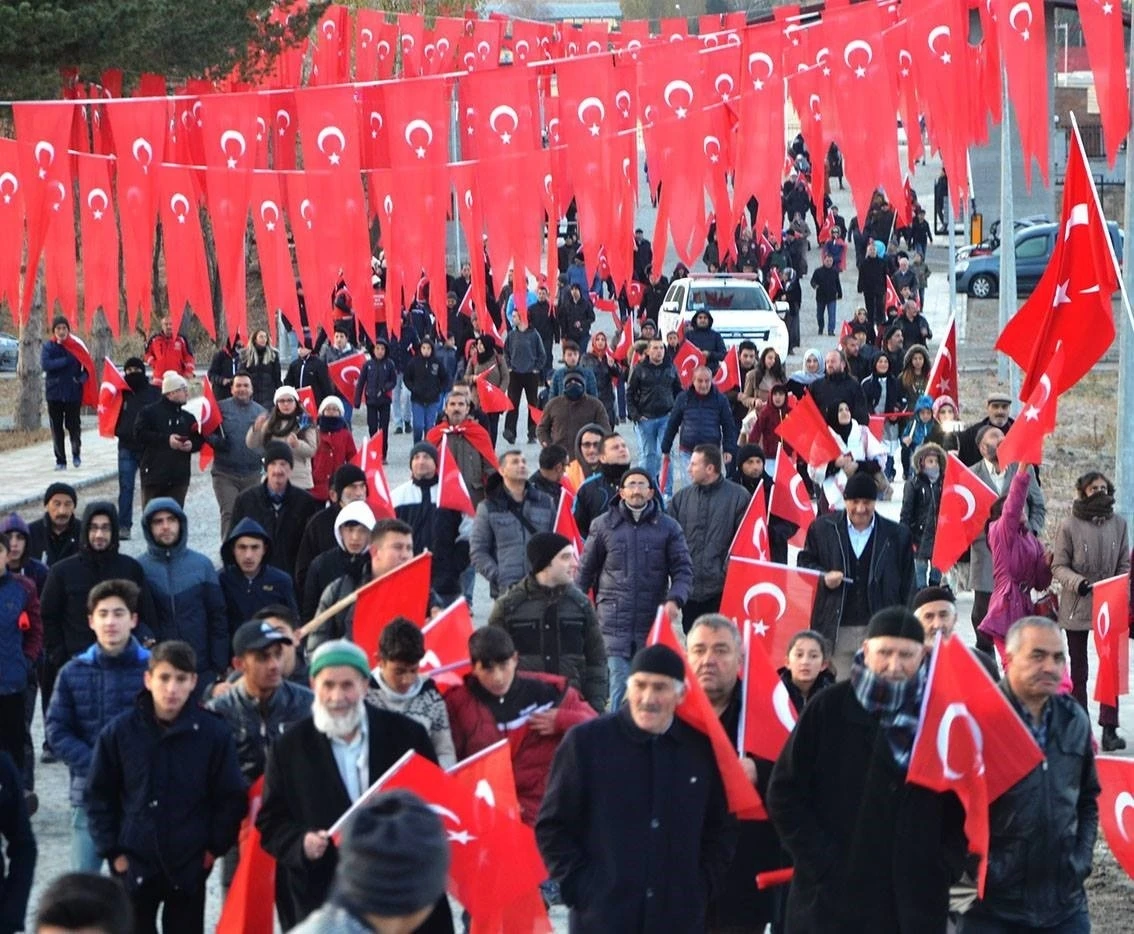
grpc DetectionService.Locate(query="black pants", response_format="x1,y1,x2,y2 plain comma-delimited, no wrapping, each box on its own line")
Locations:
970,590,997,659
366,402,390,459
682,595,723,634
863,290,886,333
131,876,206,934
48,400,81,465
1066,628,1118,727
22,666,37,790
141,482,190,508
505,372,542,439
0,690,26,779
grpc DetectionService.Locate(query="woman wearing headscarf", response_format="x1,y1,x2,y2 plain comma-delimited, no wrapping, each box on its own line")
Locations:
811,400,887,511
1051,471,1131,751
246,386,317,490
786,348,823,398
860,353,906,481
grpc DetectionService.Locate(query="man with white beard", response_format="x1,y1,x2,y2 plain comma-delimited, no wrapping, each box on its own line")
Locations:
257,640,453,932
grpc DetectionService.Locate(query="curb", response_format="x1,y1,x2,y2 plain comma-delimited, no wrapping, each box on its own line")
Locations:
0,468,119,514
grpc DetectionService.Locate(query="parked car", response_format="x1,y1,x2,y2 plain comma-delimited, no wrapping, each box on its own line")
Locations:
954,214,1050,263
0,333,17,371
658,274,790,360
954,221,1124,298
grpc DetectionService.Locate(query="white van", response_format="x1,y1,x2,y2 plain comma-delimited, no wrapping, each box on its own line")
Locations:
657,274,790,360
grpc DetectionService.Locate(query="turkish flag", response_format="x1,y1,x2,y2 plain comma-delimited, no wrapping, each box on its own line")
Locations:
1096,756,1134,879
328,351,367,401
449,164,489,337
1077,0,1130,167
355,10,392,82
739,621,797,762
353,552,433,665
424,18,463,76
58,335,97,407
397,12,426,77
353,432,395,520
75,153,120,334
0,140,24,315
371,751,548,920
994,0,1050,188
673,339,704,389
310,4,349,86
884,275,902,312
719,557,822,662
285,172,332,340
271,91,299,171
996,130,1121,398
996,347,1063,466
249,172,300,343
817,208,836,245
216,777,274,934
612,314,634,363
775,394,843,468
438,434,476,516
784,64,832,204
908,633,1044,894
768,448,815,548
97,360,128,438
766,267,783,301
926,314,958,403
1092,574,1130,708
931,454,1000,573
554,488,585,556
421,598,474,693
647,607,766,818
297,386,317,422
881,21,924,172
158,164,214,339
475,370,515,414
712,345,740,393
728,482,770,561
196,376,223,471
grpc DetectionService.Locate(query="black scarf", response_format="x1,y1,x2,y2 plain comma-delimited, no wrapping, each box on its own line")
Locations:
1072,492,1115,522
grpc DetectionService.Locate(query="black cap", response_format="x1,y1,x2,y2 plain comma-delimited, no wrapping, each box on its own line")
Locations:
866,607,925,642
629,644,685,681
232,620,291,656
842,472,878,502
332,463,367,496
44,482,77,506
526,532,573,575
262,440,294,468
410,441,439,465
912,585,956,610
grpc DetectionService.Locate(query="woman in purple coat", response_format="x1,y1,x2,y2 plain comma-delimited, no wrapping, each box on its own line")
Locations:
979,467,1052,660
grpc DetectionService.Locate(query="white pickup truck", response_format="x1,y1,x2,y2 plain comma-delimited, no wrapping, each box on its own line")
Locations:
657,274,790,360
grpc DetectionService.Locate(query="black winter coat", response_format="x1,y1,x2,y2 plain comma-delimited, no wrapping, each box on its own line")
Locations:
0,751,35,934
809,264,843,304
353,352,397,408
573,466,622,539
86,695,246,893
856,255,888,296
41,339,86,404
26,514,80,567
686,317,727,372
403,353,450,405
536,707,736,934
627,359,681,421
767,681,967,933
230,482,321,580
134,397,203,488
809,372,870,426
285,354,335,405
115,382,161,454
257,707,450,930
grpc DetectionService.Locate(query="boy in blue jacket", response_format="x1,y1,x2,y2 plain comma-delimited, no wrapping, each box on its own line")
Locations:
46,578,150,872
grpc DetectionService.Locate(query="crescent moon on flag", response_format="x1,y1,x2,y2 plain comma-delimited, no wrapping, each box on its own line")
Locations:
131,138,153,166
169,193,190,216
748,52,775,81
488,105,519,134
87,188,109,213
843,39,874,68
0,172,18,195
219,129,247,157
615,89,632,115
259,200,280,225
1096,601,1111,640
772,681,798,731
576,96,605,126
34,141,55,166
404,119,434,148
743,582,788,621
928,25,951,57
714,74,735,97
663,79,694,109
947,485,977,522
1115,792,1134,842
316,126,346,155
936,702,984,781
1008,1,1033,31
360,27,373,47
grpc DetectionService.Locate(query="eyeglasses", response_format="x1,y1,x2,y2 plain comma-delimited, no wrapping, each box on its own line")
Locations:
622,481,651,491
580,441,601,449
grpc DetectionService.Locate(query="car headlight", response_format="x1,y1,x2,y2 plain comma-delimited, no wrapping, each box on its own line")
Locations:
955,260,969,274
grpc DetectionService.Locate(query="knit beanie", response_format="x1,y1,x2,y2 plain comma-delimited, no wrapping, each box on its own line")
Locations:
842,472,878,502
160,371,188,394
629,644,685,682
262,440,294,468
410,441,439,467
309,640,371,681
526,532,573,575
332,464,367,497
43,482,77,506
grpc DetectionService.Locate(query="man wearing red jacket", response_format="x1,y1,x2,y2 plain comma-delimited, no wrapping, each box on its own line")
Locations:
444,626,595,825
143,316,195,387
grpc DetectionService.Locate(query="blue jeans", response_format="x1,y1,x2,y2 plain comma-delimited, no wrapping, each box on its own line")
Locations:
411,401,440,443
817,300,837,334
635,416,668,488
71,806,103,872
393,375,411,425
607,654,630,711
669,449,693,495
914,558,941,590
117,447,140,532
957,907,1089,934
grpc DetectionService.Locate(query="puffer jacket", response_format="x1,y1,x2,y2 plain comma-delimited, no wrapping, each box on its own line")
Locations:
661,384,737,459
627,358,681,421
899,443,946,555
1051,511,1131,632
685,311,727,371
667,476,751,601
217,517,298,633
0,571,41,695
41,339,87,404
470,474,555,598
487,575,608,712
85,694,246,892
137,498,229,682
310,424,357,503
972,690,1099,928
206,679,314,782
352,343,397,408
577,498,693,659
45,637,150,805
573,465,623,539
403,352,450,405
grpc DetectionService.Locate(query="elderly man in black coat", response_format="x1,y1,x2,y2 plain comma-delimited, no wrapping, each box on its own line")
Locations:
767,608,968,933
537,644,736,934
256,640,453,932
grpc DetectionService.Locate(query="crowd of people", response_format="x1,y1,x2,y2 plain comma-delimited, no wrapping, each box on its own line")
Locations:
4,155,1128,934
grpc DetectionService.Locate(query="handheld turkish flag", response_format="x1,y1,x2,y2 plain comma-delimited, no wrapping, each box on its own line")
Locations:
195,377,223,471
674,339,704,389
554,488,585,556
884,275,902,312
216,777,275,934
475,368,515,414
738,620,797,762
1092,574,1130,708
421,598,474,693
867,415,886,442
931,454,1000,573
996,120,1122,399
297,385,317,421
60,335,98,408
766,267,783,301
926,315,958,404
97,360,128,438
438,434,476,516
328,350,367,400
996,346,1064,466
817,207,836,244
719,557,822,662
775,393,843,468
352,552,433,665
768,448,815,548
370,751,548,921
612,314,635,362
713,345,740,393
647,607,766,819
728,482,770,561
907,634,1045,895
353,432,395,520
1096,756,1134,879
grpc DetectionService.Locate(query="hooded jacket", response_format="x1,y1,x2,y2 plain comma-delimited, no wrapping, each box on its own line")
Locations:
685,311,727,371
300,505,372,622
573,463,626,539
564,421,608,492
137,498,229,682
899,443,946,555
353,341,397,408
470,474,556,598
230,479,322,580
218,518,298,634
0,513,48,594
40,502,158,665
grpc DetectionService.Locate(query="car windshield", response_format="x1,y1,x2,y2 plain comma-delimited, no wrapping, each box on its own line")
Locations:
687,285,771,312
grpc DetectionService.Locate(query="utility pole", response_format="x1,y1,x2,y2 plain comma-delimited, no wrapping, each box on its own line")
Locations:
1113,27,1134,528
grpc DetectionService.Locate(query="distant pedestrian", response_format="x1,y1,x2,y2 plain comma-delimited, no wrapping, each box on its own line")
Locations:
42,315,87,470
143,316,195,387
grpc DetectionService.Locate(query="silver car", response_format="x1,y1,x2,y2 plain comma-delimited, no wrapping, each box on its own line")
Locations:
0,333,17,371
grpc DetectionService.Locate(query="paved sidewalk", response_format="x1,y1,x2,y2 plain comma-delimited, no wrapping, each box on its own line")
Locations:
0,415,120,512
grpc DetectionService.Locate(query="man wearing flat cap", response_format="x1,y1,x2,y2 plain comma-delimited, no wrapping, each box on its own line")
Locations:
956,391,1015,467
537,643,736,934
798,470,915,678
257,640,451,931
767,608,967,933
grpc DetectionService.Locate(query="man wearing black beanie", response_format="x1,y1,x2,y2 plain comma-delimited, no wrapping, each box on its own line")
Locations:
293,464,369,599
27,482,81,568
